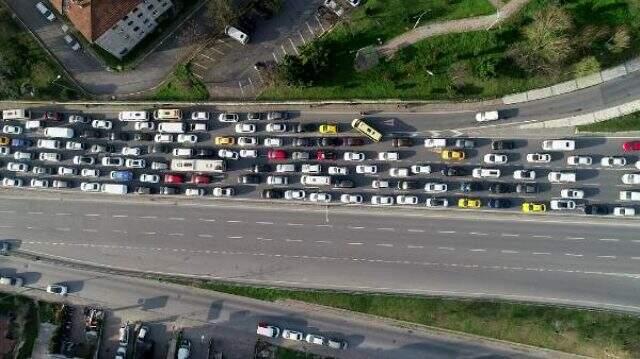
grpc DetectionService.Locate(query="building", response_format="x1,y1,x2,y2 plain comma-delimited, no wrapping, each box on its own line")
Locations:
50,0,174,59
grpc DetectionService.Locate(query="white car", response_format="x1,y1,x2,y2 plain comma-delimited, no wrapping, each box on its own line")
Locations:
396,195,419,205
601,156,626,167
191,112,209,120
548,171,576,183
264,138,283,147
378,152,399,161
238,137,257,146
282,329,304,341
292,152,310,160
81,182,101,192
622,173,640,185
424,138,447,148
218,113,239,122
13,151,32,161
344,152,365,161
189,123,207,132
140,174,160,183
301,164,321,174
121,147,141,156
389,167,409,177
151,162,168,170
72,156,95,165
177,134,198,144
52,180,68,188
81,168,100,177
328,166,348,175
550,199,576,210
267,176,288,185
57,167,76,176
212,187,234,197
91,119,112,130
475,110,500,122
309,192,332,203
567,155,592,166
125,159,145,168
7,162,28,172
371,180,389,189
340,194,363,204
185,188,205,196
613,207,636,216
513,170,536,180
560,188,584,199
426,197,449,207
134,122,155,131
265,123,287,133
68,115,89,124
218,149,239,160
2,178,23,187
101,157,124,167
46,284,68,296
154,134,174,143
424,182,447,193
542,139,575,151
239,149,258,158
35,1,56,21
32,166,50,175
323,0,344,16
305,334,326,346
636,160,640,170
235,123,256,133
284,190,306,200
411,165,431,174
371,195,394,206
526,153,552,163
472,168,501,179
2,125,22,134
172,148,194,157
39,152,62,162
64,34,81,51
483,153,508,164
30,179,49,188
356,165,377,174
65,141,85,150
0,147,9,156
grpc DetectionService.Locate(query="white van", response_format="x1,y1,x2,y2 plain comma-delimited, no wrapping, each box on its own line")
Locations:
37,139,61,150
2,109,30,120
276,164,296,173
157,122,186,134
39,152,62,162
225,26,249,45
542,139,575,151
256,324,280,338
300,175,331,186
44,127,74,139
153,109,182,121
118,111,149,121
101,183,128,195
620,191,640,201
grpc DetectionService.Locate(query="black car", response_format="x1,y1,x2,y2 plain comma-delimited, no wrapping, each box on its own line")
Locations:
238,174,260,185
109,132,130,141
516,183,538,193
459,182,481,192
294,123,317,133
195,149,215,157
427,197,448,207
135,187,152,195
585,204,609,215
341,137,365,146
292,138,312,147
159,186,177,195
397,180,419,190
316,137,339,147
81,130,101,138
440,167,466,176
150,144,170,154
488,198,511,208
491,140,515,150
262,189,284,199
392,138,413,147
253,164,272,173
133,133,153,141
333,179,355,188
489,183,511,193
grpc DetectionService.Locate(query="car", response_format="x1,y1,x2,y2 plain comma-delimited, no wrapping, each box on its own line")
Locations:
319,123,338,134
487,198,510,208
81,130,101,139
440,167,466,176
522,202,546,213
164,174,183,184
109,170,132,182
191,112,210,120
371,195,394,206
327,338,348,350
0,146,9,156
80,182,101,192
264,138,283,147
30,179,49,188
262,189,284,199
292,138,312,147
342,137,365,146
65,141,85,151
266,111,287,121
292,151,310,160
0,276,23,287
472,168,501,178
80,168,100,177
424,138,447,148
11,138,31,148
2,125,22,134
459,181,481,193
43,112,63,121
453,139,474,149
255,164,273,173
331,179,354,189
441,150,465,161
458,198,481,208
426,197,449,208
621,173,640,185
316,150,336,161
151,162,168,170
235,123,256,133
140,174,160,183
389,167,409,177
267,175,288,185
189,123,207,132
237,137,257,147
425,183,447,193
356,165,377,174
101,157,124,167
567,155,592,166
39,152,62,162
13,151,32,161
372,180,390,189
125,159,145,169
151,144,169,154
7,162,28,172
585,204,609,215
266,123,287,133
601,156,627,167
185,188,205,196
378,152,399,161
46,284,68,296
51,180,68,188
63,34,81,50
154,134,174,144
483,154,508,164
73,156,95,165
301,163,322,174
284,190,306,200
395,180,418,190
410,165,431,174
475,110,500,122
491,140,514,150
513,170,536,180
542,139,575,151
134,122,155,131
177,134,198,144
35,2,56,21
247,112,262,121
90,144,114,153
328,166,348,175
340,194,363,204
213,187,235,197
0,136,10,146
0,241,10,256
488,183,510,193
526,153,552,163
238,174,261,185
550,200,577,210
396,195,419,205
188,174,210,184
622,141,640,152
218,113,240,122
516,183,538,193
2,178,23,187
392,138,413,147
309,192,332,203
218,149,239,160
159,187,177,195
548,171,576,183
613,207,636,216
91,119,112,130
344,152,365,161
32,166,52,175
173,148,194,157
561,189,585,199
240,149,258,158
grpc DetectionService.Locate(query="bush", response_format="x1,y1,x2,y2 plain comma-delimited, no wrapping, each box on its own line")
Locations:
574,56,601,77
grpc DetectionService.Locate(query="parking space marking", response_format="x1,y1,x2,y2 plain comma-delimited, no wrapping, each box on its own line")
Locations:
299,30,307,44
55,228,71,231
532,235,552,238
0,225,14,228
315,240,332,244
168,233,184,237
316,15,326,32
376,227,395,231
566,237,584,240
272,52,279,62
287,223,304,226
55,212,71,216
142,232,156,235
407,229,425,233
210,47,224,55
348,226,364,230
85,214,100,217
289,38,300,55
469,232,488,236
597,255,616,259
82,229,98,233
192,62,207,69
316,224,333,228
199,53,214,60
28,211,43,215
140,216,158,219
281,44,288,55
226,220,243,223
239,81,245,97
193,72,204,80
198,234,213,238
306,21,315,35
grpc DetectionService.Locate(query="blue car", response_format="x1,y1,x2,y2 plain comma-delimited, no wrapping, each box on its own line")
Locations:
11,138,31,148
110,170,133,182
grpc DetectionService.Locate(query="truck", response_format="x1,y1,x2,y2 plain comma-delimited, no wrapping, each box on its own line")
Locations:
170,159,226,173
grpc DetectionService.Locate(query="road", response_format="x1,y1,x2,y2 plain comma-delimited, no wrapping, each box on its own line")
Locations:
1,193,639,313
0,256,551,359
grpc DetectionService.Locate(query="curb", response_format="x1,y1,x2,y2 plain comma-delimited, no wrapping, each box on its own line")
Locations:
519,98,640,129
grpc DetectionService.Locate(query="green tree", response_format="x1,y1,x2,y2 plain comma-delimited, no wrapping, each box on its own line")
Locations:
206,0,238,33
607,27,631,54
573,56,600,77
277,42,331,87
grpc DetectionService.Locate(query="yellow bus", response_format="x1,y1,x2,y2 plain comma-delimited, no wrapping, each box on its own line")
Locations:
351,118,382,142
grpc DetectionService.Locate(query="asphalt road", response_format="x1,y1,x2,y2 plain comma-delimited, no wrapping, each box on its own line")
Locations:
0,256,548,359
1,194,639,313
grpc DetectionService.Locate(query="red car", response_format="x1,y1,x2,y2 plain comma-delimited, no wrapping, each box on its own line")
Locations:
43,112,63,121
189,174,210,184
316,150,336,160
164,173,183,184
623,141,640,152
267,149,287,160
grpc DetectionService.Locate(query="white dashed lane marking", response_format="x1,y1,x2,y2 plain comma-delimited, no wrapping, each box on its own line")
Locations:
348,242,363,245
599,238,620,242
139,216,157,219
501,233,519,237
256,221,273,225
501,250,519,254
407,229,425,233
376,243,393,247
438,231,456,234
438,247,455,251
199,218,216,222
565,253,584,257
198,234,213,238
228,236,243,239
470,249,487,252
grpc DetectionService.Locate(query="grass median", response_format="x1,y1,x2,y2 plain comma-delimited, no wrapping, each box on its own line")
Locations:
577,112,640,132
152,64,209,101
178,280,640,358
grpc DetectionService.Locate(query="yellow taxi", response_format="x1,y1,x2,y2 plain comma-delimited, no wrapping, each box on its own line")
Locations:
522,202,546,213
319,123,338,134
441,149,465,161
0,136,9,146
214,136,235,146
458,198,481,208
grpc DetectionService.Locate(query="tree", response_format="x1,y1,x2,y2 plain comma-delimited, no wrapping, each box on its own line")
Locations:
573,56,601,77
277,42,331,87
607,27,631,54
206,0,238,33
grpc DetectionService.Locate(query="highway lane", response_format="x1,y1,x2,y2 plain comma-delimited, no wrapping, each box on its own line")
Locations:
1,195,639,312
0,256,546,359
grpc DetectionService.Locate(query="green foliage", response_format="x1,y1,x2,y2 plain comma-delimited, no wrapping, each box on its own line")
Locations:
577,111,640,132
573,56,601,77
277,42,331,86
152,64,209,101
473,57,498,80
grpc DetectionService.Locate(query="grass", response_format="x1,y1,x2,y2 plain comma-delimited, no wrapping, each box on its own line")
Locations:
577,111,640,132
0,293,41,359
261,0,640,100
152,64,209,101
275,346,327,359
179,280,640,358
